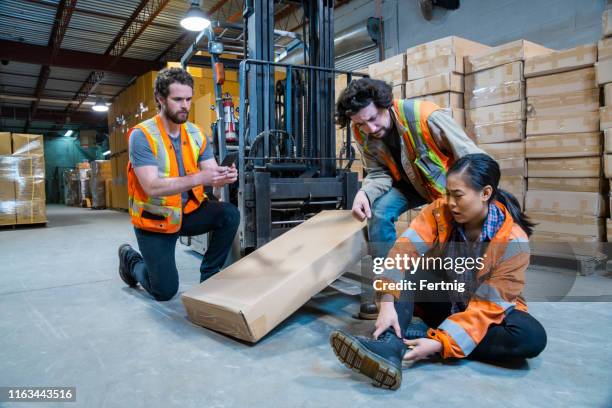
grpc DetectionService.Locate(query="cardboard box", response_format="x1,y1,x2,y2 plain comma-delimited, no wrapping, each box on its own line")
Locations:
499,175,526,198
404,73,463,98
405,36,490,64
527,211,604,238
181,210,366,343
605,83,612,106
407,92,463,108
464,39,552,74
605,128,612,153
15,199,46,224
497,157,525,177
601,106,612,131
468,119,525,144
595,58,612,85
0,132,11,155
464,61,524,109
525,190,606,217
605,154,612,178
598,37,612,61
407,54,464,81
530,231,602,243
523,44,597,77
368,54,406,86
604,8,612,38
526,67,596,98
608,219,612,243
392,84,405,99
11,134,44,156
0,156,17,226
525,132,601,158
526,88,599,116
528,156,601,178
439,108,465,128
479,141,525,160
526,111,600,135
465,101,525,128
528,177,602,193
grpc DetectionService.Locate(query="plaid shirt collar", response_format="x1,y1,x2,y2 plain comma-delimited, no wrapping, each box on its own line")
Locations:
456,202,505,243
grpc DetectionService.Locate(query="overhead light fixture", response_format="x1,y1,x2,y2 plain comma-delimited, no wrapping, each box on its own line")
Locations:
64,130,73,137
92,98,109,112
102,150,111,156
180,3,211,32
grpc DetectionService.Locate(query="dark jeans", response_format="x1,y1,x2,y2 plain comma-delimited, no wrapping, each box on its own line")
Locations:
126,200,240,301
393,292,547,361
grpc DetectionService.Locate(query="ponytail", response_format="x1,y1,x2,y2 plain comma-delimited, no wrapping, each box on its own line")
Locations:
495,189,536,237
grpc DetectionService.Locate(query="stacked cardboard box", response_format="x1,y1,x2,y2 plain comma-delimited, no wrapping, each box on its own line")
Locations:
404,36,491,129
0,133,47,225
90,160,112,208
599,8,612,241
524,44,603,242
465,40,553,208
368,54,406,101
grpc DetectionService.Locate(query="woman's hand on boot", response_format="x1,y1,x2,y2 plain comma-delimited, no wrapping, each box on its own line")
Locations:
403,338,442,362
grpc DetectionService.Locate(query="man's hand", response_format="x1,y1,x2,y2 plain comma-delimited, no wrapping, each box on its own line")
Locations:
372,299,401,339
403,338,442,362
223,163,238,184
352,190,372,221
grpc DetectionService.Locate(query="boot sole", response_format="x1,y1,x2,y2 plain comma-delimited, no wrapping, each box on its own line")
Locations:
118,244,138,288
330,330,402,390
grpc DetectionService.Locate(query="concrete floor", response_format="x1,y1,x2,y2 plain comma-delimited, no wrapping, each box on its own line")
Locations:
1,204,611,408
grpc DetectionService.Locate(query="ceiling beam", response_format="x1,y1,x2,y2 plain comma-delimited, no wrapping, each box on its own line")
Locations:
0,40,163,76
26,0,78,132
1,106,107,125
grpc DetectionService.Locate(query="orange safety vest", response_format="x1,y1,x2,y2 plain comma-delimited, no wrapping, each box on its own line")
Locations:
127,115,207,234
383,198,531,359
352,99,454,201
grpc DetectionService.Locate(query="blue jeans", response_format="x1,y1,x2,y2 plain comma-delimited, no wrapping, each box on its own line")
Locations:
367,187,427,259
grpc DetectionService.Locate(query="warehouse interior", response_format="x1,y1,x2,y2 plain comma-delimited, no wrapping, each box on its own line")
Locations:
1,0,612,406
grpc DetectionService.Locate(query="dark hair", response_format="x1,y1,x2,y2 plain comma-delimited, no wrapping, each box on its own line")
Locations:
153,67,194,110
335,78,393,128
447,153,535,236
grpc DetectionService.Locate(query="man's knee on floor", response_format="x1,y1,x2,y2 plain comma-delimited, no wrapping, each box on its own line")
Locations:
152,284,179,302
521,321,547,358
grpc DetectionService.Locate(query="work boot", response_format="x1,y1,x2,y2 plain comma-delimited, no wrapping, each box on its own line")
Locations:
403,317,430,340
118,243,138,288
330,329,406,390
358,301,379,320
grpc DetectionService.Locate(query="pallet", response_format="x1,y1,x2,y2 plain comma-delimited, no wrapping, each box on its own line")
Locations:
0,221,47,230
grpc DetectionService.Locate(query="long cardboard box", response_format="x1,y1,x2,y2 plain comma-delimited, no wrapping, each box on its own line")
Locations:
598,37,612,61
528,177,602,193
0,132,11,155
405,36,491,64
478,141,525,159
407,92,463,108
523,44,597,77
11,134,44,156
604,8,612,38
464,61,524,109
525,132,601,158
605,128,612,153
605,83,612,106
497,157,525,177
407,54,464,80
465,101,525,128
526,67,596,97
181,210,366,343
526,111,600,135
595,58,612,86
601,106,612,131
608,219,612,243
368,54,406,86
530,231,602,243
499,175,526,198
392,84,405,99
527,211,604,238
526,89,599,116
468,119,525,144
528,156,601,178
525,190,606,217
465,39,552,74
404,72,463,98
439,108,465,128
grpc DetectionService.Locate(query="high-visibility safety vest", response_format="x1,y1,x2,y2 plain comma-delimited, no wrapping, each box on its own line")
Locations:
383,199,531,359
127,115,207,234
352,99,453,201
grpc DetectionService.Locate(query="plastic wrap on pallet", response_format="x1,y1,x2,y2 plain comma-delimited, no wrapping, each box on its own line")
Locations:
0,153,47,225
78,168,91,206
90,160,112,208
63,169,80,206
